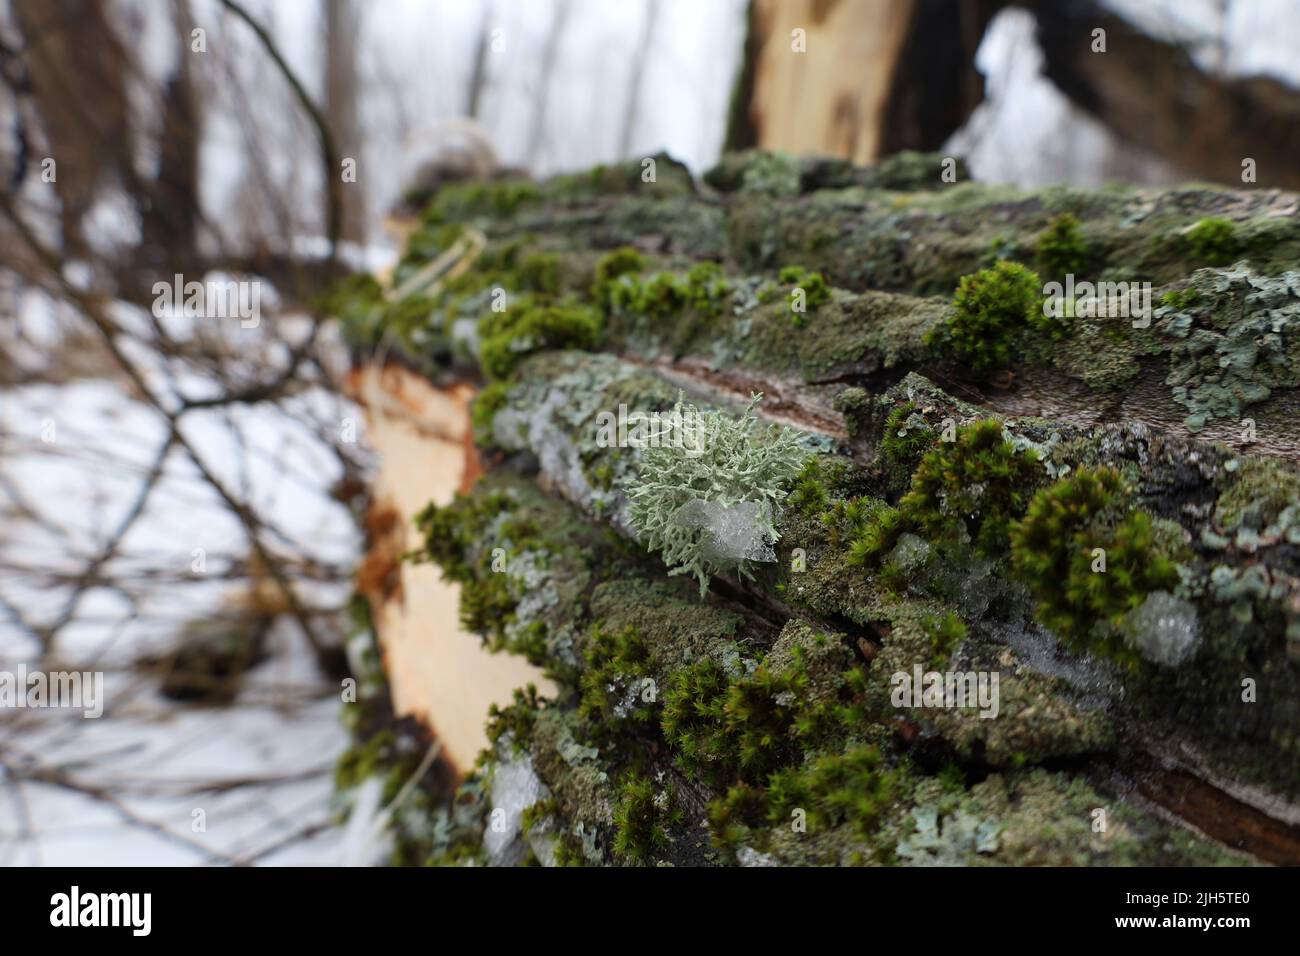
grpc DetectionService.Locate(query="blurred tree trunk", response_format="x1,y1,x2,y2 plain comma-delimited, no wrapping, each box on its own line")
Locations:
464,3,493,119
525,0,571,166
616,0,659,159
11,0,135,252
324,0,365,242
141,0,202,271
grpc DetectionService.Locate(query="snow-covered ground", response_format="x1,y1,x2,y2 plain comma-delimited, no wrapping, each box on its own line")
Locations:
0,291,369,866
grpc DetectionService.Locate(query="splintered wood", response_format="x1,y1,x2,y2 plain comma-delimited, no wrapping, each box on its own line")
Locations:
347,363,554,773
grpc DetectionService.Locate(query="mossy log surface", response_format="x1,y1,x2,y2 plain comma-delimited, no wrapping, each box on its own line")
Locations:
330,151,1300,866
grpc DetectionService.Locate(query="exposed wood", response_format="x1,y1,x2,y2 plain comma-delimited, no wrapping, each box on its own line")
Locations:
750,0,917,163
345,363,554,774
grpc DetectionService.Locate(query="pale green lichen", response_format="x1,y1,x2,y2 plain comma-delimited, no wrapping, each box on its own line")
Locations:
1161,265,1300,429
627,394,810,595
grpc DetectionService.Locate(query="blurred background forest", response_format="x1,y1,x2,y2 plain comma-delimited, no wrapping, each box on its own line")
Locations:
3,0,1300,865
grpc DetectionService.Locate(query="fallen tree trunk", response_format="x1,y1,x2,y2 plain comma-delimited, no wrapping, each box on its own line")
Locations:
328,151,1300,866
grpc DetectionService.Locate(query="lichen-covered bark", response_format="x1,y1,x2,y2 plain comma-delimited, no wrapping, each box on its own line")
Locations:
329,150,1300,866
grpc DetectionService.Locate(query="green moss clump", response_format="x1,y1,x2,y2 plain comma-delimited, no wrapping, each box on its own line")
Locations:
844,501,908,565
764,745,897,839
381,294,442,347
591,246,647,307
578,624,655,730
852,419,1041,564
788,456,831,518
931,261,1048,375
414,488,532,639
878,403,936,492
1035,213,1090,277
478,303,601,380
317,273,384,343
1159,287,1200,311
520,797,559,837
334,728,394,794
778,264,830,322
661,651,831,786
546,152,695,198
903,420,1040,556
612,774,682,864
1010,467,1180,667
486,684,545,753
516,252,560,294
426,179,540,222
470,381,512,446
684,261,732,313
415,489,514,583
1185,217,1239,266
608,262,732,321
923,611,967,668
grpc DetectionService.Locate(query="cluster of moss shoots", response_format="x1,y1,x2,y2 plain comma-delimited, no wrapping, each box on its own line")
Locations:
585,622,898,860
929,260,1055,375
793,416,1184,670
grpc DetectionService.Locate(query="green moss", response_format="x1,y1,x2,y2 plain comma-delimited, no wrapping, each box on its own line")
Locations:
333,728,394,794
660,632,842,790
478,303,602,380
415,489,514,583
852,419,1041,564
612,774,683,864
929,261,1049,375
1035,213,1090,277
413,486,556,651
545,152,695,199
551,832,588,867
578,624,656,731
486,684,545,753
516,252,561,294
788,457,831,519
778,265,830,322
317,272,384,343
470,381,512,446
660,648,836,786
426,179,541,222
521,797,559,837
903,420,1041,557
764,745,897,840
1010,467,1179,667
381,294,442,346
877,403,936,492
923,611,967,668
1159,286,1200,311
844,501,908,566
1185,217,1239,266
591,246,647,307
608,262,732,323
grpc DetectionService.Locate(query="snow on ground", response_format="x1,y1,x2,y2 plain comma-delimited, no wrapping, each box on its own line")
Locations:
0,299,366,866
